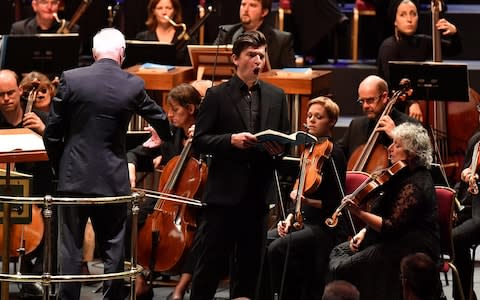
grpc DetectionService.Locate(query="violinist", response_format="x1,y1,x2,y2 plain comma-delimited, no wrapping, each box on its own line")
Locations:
267,96,347,300
452,104,480,300
328,122,441,300
337,75,417,164
135,0,197,66
10,0,79,34
190,30,289,300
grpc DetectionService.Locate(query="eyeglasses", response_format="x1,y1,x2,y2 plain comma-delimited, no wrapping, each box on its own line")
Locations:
357,93,383,106
36,0,60,6
0,89,17,98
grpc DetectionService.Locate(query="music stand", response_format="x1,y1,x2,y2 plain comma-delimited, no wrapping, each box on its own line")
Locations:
0,34,81,78
388,61,469,102
188,44,271,81
123,40,177,68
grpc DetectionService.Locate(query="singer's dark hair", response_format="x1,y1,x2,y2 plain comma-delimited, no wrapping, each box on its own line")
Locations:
145,0,183,31
232,30,267,57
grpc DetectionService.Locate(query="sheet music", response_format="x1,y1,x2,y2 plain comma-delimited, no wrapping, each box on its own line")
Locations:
0,128,45,153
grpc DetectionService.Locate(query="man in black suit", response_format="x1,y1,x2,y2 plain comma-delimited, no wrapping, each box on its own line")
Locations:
215,0,296,69
43,28,172,300
10,0,79,34
190,30,290,300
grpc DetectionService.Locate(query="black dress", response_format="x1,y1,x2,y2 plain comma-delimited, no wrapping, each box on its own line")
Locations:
329,165,440,300
266,142,348,300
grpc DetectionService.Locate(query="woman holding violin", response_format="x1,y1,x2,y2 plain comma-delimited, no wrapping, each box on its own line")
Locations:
453,105,480,300
328,122,440,300
267,97,347,300
136,0,196,65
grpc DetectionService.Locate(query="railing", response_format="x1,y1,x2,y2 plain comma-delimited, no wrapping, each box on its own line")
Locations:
0,192,144,300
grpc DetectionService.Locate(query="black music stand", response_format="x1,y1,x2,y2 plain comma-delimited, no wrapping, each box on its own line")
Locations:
388,61,469,102
123,40,177,68
0,34,81,78
389,61,470,185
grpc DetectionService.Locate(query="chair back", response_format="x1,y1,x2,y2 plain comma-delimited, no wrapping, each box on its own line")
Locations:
345,171,370,194
435,186,456,260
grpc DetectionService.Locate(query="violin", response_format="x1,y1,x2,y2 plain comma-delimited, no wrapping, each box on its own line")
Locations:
325,160,407,227
137,139,207,274
347,79,412,173
467,141,480,194
292,138,333,230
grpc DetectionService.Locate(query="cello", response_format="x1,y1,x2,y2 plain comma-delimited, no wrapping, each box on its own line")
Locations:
0,84,45,260
136,138,207,274
347,79,412,173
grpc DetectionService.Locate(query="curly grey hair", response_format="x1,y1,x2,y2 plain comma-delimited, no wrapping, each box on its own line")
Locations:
392,122,433,169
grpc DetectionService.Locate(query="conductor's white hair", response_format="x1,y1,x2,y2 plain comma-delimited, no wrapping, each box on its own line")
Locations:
92,28,126,54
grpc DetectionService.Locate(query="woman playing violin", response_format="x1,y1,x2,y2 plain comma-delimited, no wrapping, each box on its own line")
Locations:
267,96,347,300
328,122,440,300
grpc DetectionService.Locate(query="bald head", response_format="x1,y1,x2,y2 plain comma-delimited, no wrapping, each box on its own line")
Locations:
358,75,388,96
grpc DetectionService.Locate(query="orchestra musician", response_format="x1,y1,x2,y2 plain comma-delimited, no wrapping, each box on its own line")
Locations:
126,82,203,299
452,104,480,300
135,0,197,66
10,0,79,34
336,75,418,164
43,28,172,300
19,71,57,113
0,69,53,298
328,122,441,300
377,0,461,120
214,0,296,69
267,96,347,300
190,30,290,300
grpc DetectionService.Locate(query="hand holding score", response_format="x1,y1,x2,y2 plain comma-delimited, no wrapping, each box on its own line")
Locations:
231,132,257,149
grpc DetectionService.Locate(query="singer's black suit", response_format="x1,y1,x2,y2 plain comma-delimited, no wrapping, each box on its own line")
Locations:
214,22,296,69
190,75,290,299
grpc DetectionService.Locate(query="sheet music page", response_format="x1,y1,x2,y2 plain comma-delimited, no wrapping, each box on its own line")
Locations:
0,128,45,153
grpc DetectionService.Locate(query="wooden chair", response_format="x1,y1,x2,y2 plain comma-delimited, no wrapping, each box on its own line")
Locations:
351,0,376,63
436,186,466,300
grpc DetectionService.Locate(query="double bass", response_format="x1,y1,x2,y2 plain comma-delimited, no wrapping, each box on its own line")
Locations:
423,0,480,184
137,139,207,274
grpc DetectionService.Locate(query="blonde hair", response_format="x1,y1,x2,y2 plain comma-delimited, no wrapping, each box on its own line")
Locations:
307,96,340,126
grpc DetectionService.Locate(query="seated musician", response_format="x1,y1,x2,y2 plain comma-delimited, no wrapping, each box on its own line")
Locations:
126,82,203,300
19,71,57,113
336,74,418,167
377,0,461,121
267,96,347,300
10,0,79,34
214,0,296,69
135,0,197,66
328,122,441,300
0,69,55,297
452,106,480,300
